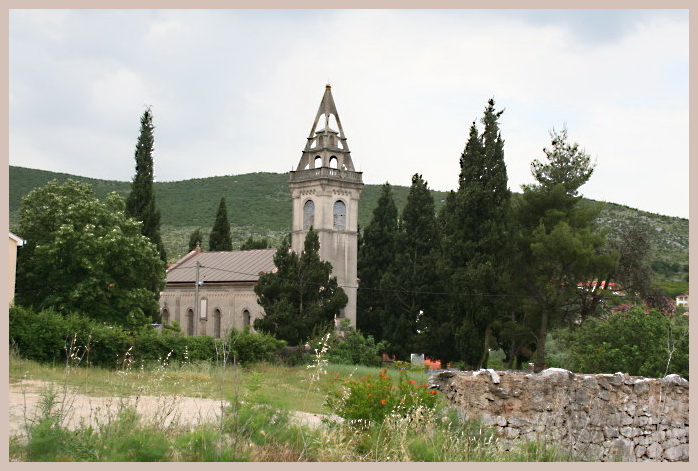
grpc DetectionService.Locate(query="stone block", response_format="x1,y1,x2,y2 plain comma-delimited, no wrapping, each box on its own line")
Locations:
662,437,680,449
597,389,611,401
606,438,635,462
603,426,620,439
646,442,662,459
663,444,689,461
634,445,646,458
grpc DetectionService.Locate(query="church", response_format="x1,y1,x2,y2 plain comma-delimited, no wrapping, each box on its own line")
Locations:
158,85,363,337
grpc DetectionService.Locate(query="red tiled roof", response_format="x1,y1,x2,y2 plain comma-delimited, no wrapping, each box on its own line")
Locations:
165,249,276,284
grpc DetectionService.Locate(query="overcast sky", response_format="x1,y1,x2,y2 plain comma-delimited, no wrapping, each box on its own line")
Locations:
8,9,689,218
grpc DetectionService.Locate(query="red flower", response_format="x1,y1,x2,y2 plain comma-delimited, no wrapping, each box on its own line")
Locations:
380,399,387,405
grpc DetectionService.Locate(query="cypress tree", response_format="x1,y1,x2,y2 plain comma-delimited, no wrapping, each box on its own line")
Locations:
356,183,399,340
188,228,203,251
209,197,233,251
438,98,512,369
125,107,166,262
381,174,441,358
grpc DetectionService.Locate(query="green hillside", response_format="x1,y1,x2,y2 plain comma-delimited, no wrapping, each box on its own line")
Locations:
8,166,688,285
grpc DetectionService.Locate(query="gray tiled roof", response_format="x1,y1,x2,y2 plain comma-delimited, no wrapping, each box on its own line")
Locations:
166,249,276,284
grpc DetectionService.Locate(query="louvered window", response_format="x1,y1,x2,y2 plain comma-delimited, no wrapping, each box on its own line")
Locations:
303,200,315,230
333,200,346,230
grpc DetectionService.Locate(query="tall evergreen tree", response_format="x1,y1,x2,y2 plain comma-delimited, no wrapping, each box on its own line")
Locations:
356,183,399,340
381,174,441,358
209,197,233,251
188,228,203,252
513,126,617,371
254,229,348,345
125,107,166,262
437,98,513,369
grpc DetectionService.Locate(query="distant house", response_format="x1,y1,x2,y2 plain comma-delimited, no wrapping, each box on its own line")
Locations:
158,247,275,338
676,293,689,309
577,280,625,296
8,233,25,305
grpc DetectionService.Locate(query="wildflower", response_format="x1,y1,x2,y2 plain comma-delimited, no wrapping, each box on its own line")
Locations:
380,399,387,405
409,380,416,384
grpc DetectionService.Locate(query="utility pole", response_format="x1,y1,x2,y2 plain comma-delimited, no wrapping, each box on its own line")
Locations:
195,261,201,335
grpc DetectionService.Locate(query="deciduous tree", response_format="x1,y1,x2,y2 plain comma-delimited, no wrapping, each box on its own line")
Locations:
15,179,165,328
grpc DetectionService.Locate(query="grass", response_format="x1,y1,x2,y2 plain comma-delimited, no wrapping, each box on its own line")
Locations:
9,354,584,462
9,356,425,415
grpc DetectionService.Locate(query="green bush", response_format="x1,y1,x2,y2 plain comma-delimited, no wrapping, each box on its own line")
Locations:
548,308,689,379
226,328,286,365
9,305,129,368
308,320,386,366
326,368,439,427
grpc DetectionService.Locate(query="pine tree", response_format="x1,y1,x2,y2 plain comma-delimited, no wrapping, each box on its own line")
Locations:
254,229,348,345
356,183,399,340
125,107,166,262
514,126,616,371
209,197,233,251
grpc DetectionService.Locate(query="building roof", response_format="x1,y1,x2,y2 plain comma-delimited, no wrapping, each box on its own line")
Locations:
9,232,25,246
165,249,276,284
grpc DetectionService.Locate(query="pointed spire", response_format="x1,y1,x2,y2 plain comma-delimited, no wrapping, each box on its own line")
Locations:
306,84,347,146
291,85,360,177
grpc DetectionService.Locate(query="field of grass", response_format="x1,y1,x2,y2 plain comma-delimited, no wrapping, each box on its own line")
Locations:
8,355,585,462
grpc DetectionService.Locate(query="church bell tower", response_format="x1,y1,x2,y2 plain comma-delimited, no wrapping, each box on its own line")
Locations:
289,85,363,326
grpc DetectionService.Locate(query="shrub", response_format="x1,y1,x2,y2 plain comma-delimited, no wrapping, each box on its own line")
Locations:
326,368,439,427
226,328,286,365
548,308,689,379
308,319,386,366
9,305,129,368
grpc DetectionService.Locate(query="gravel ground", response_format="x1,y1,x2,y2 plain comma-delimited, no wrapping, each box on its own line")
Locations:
9,379,337,439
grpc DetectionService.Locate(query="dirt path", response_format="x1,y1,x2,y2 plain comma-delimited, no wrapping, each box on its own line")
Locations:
9,379,333,439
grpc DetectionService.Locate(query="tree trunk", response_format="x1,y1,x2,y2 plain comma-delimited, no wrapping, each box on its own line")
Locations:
534,308,549,373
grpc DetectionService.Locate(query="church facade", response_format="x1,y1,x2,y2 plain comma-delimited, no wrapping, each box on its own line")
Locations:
158,85,362,335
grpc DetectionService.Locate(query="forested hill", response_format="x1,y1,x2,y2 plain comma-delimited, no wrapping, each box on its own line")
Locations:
8,165,688,285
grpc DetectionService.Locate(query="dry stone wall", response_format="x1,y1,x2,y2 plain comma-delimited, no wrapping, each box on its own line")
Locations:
429,368,688,462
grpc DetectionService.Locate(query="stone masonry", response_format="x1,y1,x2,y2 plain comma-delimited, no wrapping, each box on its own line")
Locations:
429,368,689,462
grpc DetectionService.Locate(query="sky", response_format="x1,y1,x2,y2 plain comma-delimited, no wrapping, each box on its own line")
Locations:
8,9,690,218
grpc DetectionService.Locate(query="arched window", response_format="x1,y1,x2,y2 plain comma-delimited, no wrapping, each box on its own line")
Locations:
213,309,221,338
243,309,251,327
186,309,194,336
333,200,346,230
314,156,322,168
303,199,315,230
161,308,170,324
329,156,338,169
